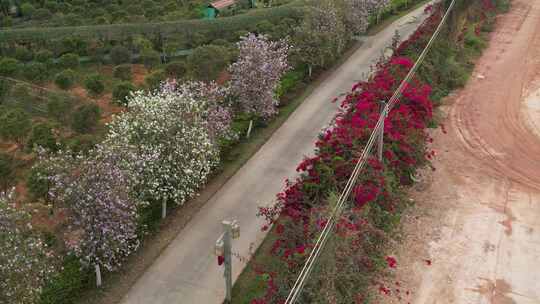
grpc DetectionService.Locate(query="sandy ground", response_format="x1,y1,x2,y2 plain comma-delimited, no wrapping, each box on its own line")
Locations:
381,1,540,303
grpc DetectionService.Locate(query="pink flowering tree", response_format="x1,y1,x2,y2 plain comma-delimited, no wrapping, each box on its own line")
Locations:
0,190,57,302
45,147,139,286
168,81,238,143
229,33,291,119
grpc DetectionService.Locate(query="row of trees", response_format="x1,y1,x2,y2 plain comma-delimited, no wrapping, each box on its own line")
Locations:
0,0,245,28
0,32,292,302
293,0,390,76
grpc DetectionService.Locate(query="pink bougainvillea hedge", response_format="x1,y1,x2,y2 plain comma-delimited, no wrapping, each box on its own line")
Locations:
245,1,503,303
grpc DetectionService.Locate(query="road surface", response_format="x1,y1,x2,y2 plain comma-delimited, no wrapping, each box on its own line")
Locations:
381,1,540,303
119,4,433,304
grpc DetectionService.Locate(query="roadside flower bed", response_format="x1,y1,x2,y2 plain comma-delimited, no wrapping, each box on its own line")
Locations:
248,1,503,302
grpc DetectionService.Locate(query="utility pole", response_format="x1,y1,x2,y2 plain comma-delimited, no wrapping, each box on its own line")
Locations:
378,101,386,162
215,220,240,303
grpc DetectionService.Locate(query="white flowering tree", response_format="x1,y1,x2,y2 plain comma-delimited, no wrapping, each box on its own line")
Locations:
229,33,291,119
105,86,220,219
0,190,57,303
45,148,139,286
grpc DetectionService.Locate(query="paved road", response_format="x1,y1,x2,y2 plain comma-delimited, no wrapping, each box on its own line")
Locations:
120,4,432,304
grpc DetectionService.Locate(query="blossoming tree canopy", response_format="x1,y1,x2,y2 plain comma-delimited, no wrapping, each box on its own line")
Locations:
105,86,220,206
0,190,57,303
230,33,291,119
169,80,237,142
41,147,139,286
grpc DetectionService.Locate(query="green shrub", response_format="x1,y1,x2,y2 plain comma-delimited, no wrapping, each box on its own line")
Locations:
110,45,132,65
11,83,30,101
140,48,161,68
38,255,91,304
1,15,12,27
0,108,31,144
65,134,97,154
33,8,52,20
72,103,101,133
83,74,105,96
47,96,73,122
112,81,136,106
255,20,274,34
275,70,304,99
164,61,186,79
22,62,48,82
0,152,13,190
0,78,9,102
35,50,53,63
186,45,230,81
20,3,36,18
55,69,76,90
27,165,50,200
58,53,80,69
113,64,133,81
0,58,19,76
15,47,34,62
464,28,486,54
145,69,166,90
27,122,57,151
60,37,88,56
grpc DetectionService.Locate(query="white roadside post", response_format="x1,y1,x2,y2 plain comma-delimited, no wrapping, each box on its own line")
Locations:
215,219,240,303
95,264,102,287
162,197,167,219
246,120,254,139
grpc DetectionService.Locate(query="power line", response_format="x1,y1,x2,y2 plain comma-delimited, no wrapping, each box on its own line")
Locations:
284,1,457,302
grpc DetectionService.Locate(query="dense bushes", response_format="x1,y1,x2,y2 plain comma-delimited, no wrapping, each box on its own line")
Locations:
0,58,19,76
27,123,57,151
47,96,73,122
0,108,31,144
112,82,135,106
58,53,80,69
0,152,13,190
113,64,133,81
243,1,505,303
186,45,231,81
71,104,101,133
110,45,132,65
22,62,48,82
0,2,304,44
145,69,166,89
164,61,186,79
65,134,98,154
38,256,90,304
83,74,105,96
27,165,50,201
55,69,76,90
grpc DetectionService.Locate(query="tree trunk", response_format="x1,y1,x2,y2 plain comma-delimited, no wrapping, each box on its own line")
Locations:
162,199,167,219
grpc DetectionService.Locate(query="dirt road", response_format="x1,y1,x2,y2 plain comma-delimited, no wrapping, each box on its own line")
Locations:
385,1,540,303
